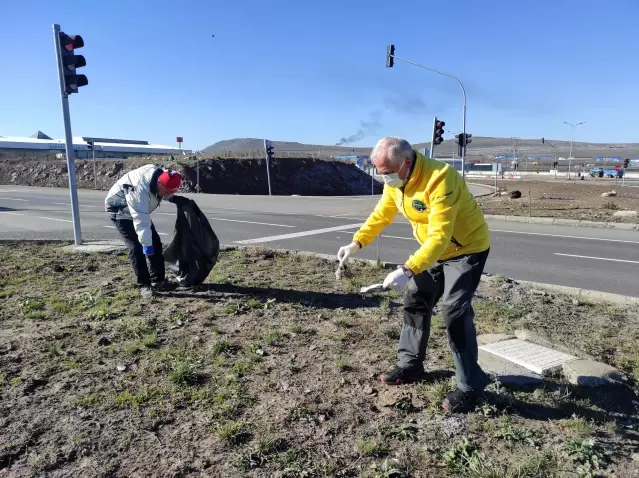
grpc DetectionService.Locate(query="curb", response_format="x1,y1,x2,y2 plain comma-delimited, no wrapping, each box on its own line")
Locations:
3,240,636,307
225,244,639,306
481,274,638,307
483,214,638,231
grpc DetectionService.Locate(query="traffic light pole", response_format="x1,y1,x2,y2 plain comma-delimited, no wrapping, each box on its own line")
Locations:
263,139,272,196
387,53,467,178
53,24,82,245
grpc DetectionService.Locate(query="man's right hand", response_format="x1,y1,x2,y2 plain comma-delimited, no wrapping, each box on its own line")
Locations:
337,242,360,264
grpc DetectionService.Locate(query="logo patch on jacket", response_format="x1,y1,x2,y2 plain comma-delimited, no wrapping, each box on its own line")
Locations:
412,200,427,212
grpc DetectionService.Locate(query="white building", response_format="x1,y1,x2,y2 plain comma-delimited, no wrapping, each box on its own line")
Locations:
0,131,190,159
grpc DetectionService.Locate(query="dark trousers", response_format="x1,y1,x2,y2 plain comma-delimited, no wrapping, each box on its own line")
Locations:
112,218,165,287
398,248,490,392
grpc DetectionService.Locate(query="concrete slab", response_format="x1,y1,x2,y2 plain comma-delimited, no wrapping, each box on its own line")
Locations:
62,240,126,254
553,218,581,227
478,349,544,387
479,339,577,376
562,359,627,387
477,333,516,346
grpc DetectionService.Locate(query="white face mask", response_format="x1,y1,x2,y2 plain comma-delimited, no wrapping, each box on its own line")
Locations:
382,162,409,188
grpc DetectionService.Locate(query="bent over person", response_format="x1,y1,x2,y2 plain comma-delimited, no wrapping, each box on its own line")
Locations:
337,137,491,413
105,164,182,298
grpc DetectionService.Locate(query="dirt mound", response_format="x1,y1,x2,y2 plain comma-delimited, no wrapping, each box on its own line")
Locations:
0,157,382,196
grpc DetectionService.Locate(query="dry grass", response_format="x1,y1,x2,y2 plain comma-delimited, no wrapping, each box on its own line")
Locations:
0,243,637,476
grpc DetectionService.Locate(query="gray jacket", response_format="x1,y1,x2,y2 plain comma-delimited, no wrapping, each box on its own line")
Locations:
105,164,173,247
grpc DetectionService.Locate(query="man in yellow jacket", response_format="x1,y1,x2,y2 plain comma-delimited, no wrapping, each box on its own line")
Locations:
337,137,491,413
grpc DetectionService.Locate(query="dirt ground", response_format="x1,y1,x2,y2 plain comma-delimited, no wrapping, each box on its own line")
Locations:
0,157,382,197
474,179,639,223
1,244,638,477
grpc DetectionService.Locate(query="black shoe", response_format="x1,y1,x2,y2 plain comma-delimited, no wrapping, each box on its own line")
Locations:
442,388,481,413
151,280,176,292
378,366,425,385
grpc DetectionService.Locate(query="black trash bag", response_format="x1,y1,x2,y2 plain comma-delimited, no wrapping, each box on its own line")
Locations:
163,196,220,286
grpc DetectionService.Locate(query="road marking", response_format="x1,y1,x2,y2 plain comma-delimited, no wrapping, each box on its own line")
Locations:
38,216,72,223
236,223,363,245
51,201,100,208
0,197,28,202
490,228,639,244
554,253,639,264
0,211,25,216
104,225,169,236
209,217,295,228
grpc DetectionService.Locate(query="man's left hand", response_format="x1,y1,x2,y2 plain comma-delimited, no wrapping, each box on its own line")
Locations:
383,267,411,292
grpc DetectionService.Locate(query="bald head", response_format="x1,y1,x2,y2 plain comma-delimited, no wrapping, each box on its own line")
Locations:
371,137,414,175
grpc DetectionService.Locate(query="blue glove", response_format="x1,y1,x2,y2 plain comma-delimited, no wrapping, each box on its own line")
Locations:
142,245,155,255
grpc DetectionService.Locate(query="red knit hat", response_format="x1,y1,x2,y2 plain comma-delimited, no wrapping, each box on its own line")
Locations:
158,170,182,192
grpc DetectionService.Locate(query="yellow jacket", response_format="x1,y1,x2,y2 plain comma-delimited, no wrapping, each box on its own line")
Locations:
353,151,490,274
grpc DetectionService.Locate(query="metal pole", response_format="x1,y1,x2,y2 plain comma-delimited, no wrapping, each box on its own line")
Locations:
53,24,82,245
389,54,467,178
264,139,272,196
569,126,574,180
92,145,96,189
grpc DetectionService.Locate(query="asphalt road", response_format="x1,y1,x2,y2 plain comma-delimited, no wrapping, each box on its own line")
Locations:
1,185,637,297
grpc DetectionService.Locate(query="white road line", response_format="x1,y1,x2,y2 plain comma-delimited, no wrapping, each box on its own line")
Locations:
0,211,25,216
315,214,369,220
236,223,363,245
0,197,28,202
554,253,639,264
209,217,295,228
490,228,639,245
38,216,72,223
51,202,100,208
104,225,169,236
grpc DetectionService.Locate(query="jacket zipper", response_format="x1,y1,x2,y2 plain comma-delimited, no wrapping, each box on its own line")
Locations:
451,236,463,250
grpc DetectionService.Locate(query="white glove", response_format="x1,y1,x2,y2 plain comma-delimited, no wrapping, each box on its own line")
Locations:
337,242,360,264
383,266,411,292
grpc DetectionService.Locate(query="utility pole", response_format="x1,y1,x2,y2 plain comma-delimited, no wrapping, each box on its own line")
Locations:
564,121,585,180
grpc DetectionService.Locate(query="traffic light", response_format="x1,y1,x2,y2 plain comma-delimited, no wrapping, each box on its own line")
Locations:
57,32,88,94
464,133,472,146
386,44,395,68
264,139,274,161
624,158,630,168
455,134,463,157
432,118,445,146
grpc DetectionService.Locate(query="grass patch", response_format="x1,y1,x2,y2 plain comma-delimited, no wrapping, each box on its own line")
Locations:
356,439,388,457
216,421,251,446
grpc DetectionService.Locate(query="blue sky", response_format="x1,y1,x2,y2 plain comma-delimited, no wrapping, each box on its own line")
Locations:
1,0,638,150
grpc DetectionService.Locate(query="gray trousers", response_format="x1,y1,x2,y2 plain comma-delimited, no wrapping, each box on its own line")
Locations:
398,248,490,392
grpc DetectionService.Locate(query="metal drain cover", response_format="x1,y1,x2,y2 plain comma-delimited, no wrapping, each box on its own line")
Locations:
479,339,576,375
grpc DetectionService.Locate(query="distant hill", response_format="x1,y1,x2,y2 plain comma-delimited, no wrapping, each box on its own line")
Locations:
202,137,639,160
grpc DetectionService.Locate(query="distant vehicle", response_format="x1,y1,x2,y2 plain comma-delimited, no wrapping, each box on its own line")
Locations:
589,167,623,178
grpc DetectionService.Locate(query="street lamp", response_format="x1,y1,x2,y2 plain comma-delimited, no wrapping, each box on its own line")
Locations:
564,121,585,180
386,45,468,178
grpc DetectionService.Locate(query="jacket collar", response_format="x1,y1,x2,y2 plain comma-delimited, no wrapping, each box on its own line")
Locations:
402,150,425,193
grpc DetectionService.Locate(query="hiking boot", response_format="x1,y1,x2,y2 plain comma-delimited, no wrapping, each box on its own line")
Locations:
140,286,153,299
378,365,425,385
151,280,176,292
442,388,481,413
